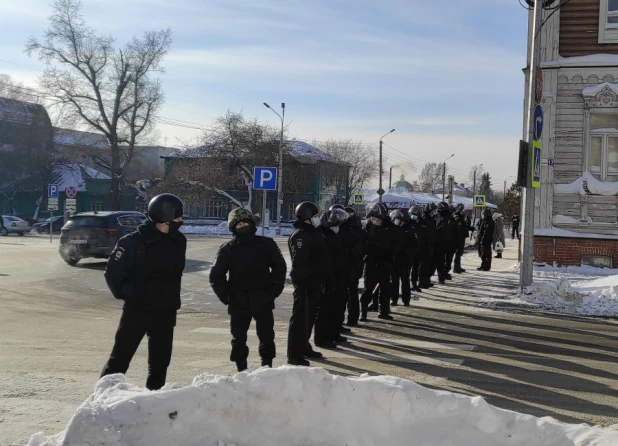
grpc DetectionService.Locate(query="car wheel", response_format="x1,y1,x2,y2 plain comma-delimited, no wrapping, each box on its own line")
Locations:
17,232,25,236
0,227,8,236
60,251,81,266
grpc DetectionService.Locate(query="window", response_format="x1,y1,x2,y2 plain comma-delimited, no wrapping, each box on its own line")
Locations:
599,0,618,43
589,114,618,181
91,201,104,212
288,203,298,221
117,215,144,226
203,200,224,218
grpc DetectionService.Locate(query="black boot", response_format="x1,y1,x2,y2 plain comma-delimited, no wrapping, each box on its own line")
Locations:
346,320,359,327
236,360,248,372
261,359,273,368
360,310,368,322
446,274,453,280
378,313,394,320
335,335,348,343
287,358,310,367
367,304,378,312
315,340,337,349
304,349,323,359
340,326,352,333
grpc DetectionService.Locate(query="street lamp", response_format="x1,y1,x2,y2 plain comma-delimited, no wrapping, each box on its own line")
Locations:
379,129,395,203
441,154,455,201
263,102,285,236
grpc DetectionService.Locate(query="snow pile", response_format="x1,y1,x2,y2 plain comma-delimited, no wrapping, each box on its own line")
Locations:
29,367,618,446
555,172,618,196
181,221,293,237
535,227,618,240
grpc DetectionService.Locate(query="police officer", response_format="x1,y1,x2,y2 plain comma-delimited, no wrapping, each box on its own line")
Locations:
408,205,426,294
209,208,287,372
434,202,456,284
100,193,186,390
419,203,437,289
318,208,349,345
478,208,495,271
361,203,395,321
341,206,366,327
452,204,470,274
390,209,416,306
287,202,331,366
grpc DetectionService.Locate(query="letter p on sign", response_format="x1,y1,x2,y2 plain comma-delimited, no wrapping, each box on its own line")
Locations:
253,167,278,191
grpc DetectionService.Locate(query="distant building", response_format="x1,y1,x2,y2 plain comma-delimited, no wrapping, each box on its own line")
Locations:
392,174,414,191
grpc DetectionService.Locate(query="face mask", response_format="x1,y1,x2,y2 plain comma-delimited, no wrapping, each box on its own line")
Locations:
411,215,418,222
236,225,252,235
168,220,183,233
393,218,401,226
331,226,340,234
370,217,382,226
311,215,321,228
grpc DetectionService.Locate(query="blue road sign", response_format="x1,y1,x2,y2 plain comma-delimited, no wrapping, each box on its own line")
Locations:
534,104,543,140
474,195,486,207
48,184,59,198
253,167,278,190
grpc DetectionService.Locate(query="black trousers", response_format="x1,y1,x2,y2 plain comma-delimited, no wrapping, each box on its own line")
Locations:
434,243,449,279
392,257,411,304
454,239,465,272
101,309,176,391
512,226,520,239
361,261,391,315
410,255,422,288
333,274,349,333
287,281,320,361
347,270,361,325
445,245,456,274
480,245,492,271
420,245,435,284
229,306,275,363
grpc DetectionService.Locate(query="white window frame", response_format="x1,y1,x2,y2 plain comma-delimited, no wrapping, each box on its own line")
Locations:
585,110,618,181
91,201,104,212
599,0,618,43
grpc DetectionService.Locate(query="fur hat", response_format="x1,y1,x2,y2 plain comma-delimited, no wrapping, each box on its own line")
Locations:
228,207,256,231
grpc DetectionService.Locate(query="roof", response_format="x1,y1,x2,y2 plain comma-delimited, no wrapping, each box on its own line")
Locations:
0,97,47,125
362,189,497,211
53,128,109,149
0,97,53,147
1,163,110,195
162,140,340,165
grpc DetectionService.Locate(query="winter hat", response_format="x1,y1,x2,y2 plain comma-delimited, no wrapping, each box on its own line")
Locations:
228,207,256,232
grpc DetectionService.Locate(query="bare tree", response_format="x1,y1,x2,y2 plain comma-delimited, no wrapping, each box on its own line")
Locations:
316,139,375,205
25,0,172,209
0,73,43,103
418,162,444,193
468,164,485,194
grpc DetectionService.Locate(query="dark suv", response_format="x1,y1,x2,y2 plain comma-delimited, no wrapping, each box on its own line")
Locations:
59,211,145,266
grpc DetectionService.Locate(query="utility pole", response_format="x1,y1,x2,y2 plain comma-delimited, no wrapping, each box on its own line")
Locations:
263,102,285,236
520,0,543,288
504,180,507,197
442,163,446,201
378,129,395,204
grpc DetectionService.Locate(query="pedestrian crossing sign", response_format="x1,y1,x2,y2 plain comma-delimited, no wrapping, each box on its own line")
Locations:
353,193,364,205
474,195,486,207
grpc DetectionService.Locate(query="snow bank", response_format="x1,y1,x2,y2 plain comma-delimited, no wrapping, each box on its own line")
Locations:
555,172,618,196
29,368,618,446
180,222,293,237
535,227,618,240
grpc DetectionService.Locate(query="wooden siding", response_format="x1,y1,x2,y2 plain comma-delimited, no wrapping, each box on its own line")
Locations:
560,0,618,57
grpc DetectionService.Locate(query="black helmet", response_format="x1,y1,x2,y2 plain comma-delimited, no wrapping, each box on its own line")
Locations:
147,193,183,223
320,208,349,227
329,204,344,211
295,201,319,221
409,205,423,218
389,209,404,222
366,203,387,219
400,209,411,222
483,208,492,218
437,202,450,213
456,203,465,212
449,204,457,213
344,206,356,218
228,207,256,231
425,202,437,214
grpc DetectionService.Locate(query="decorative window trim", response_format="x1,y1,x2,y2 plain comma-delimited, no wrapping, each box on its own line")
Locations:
599,0,618,43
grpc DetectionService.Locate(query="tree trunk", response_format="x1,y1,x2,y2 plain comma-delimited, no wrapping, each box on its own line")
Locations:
110,142,121,210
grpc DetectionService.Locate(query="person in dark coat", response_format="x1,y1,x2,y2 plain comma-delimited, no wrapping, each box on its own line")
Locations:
452,203,471,274
408,205,425,295
318,208,350,345
390,209,417,306
286,202,332,366
209,208,287,372
361,203,396,321
340,206,366,327
477,208,495,271
434,202,456,284
101,193,186,391
419,202,437,289
511,213,520,239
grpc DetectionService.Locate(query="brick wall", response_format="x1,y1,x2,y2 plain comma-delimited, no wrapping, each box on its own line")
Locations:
534,236,618,266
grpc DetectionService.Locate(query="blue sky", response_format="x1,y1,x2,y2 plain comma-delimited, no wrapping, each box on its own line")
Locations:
0,0,528,187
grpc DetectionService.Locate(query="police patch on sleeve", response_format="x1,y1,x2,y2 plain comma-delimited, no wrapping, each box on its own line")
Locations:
114,247,125,260
297,239,303,249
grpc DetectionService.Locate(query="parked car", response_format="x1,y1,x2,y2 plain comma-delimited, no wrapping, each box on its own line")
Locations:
32,216,65,234
1,215,31,236
59,211,145,266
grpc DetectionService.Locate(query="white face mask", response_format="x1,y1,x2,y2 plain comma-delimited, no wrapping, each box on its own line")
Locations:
393,218,401,226
331,226,340,234
370,217,382,226
310,215,321,228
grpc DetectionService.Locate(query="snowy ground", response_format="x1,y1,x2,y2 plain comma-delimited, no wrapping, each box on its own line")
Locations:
490,263,618,317
29,367,618,446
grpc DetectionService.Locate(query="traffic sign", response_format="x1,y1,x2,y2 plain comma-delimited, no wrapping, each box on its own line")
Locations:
47,197,59,211
65,198,77,213
353,193,365,205
534,104,543,140
65,185,77,198
536,67,543,103
253,167,277,190
48,184,59,198
474,195,486,207
532,140,542,188
377,188,385,196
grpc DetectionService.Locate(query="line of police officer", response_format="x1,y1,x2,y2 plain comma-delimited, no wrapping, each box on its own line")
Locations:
101,193,494,388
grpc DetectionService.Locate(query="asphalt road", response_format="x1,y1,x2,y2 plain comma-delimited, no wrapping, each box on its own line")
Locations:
1,234,618,445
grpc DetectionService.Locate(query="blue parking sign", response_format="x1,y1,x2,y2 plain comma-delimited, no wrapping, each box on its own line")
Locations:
253,167,278,190
48,184,59,198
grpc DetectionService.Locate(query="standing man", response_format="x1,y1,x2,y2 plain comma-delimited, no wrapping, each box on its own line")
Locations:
511,213,520,239
342,206,366,327
419,203,437,289
101,193,186,391
209,208,287,372
434,202,456,284
452,204,470,274
477,208,495,271
287,202,331,366
390,209,415,306
408,205,425,294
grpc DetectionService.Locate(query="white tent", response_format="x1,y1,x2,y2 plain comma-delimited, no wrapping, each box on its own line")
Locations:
361,189,497,211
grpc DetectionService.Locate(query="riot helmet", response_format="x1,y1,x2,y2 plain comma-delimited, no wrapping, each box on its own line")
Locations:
147,193,184,223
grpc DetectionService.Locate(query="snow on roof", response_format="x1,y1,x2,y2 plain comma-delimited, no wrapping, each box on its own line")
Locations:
554,171,618,196
362,189,497,211
541,54,618,68
582,82,618,99
28,367,618,446
1,163,109,195
535,227,618,240
53,128,109,149
0,97,46,125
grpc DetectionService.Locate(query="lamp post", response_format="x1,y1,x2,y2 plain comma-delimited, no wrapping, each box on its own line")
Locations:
263,102,285,235
441,154,455,201
379,129,395,203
